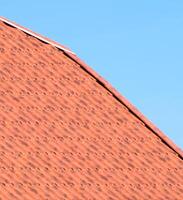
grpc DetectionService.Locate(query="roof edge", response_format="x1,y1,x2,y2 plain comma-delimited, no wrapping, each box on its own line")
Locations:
1,17,182,159
0,17,75,55
65,52,183,159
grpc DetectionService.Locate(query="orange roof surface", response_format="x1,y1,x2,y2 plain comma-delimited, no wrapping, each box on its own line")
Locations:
0,17,183,200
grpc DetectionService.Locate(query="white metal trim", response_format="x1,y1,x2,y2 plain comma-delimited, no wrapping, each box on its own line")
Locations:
0,17,75,55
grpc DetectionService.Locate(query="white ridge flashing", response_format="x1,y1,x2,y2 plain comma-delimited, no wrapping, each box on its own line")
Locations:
0,17,75,55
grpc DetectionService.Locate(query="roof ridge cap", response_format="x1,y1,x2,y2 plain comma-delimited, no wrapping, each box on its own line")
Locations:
0,16,75,55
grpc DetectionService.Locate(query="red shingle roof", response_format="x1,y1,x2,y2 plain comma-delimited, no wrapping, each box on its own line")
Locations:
0,17,183,200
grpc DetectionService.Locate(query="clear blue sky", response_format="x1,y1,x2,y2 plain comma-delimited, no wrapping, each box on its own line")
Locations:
2,0,183,149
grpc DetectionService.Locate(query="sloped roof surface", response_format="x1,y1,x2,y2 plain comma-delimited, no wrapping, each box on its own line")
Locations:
0,18,182,200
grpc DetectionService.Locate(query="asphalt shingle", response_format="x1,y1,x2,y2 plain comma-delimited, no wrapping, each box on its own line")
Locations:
0,18,182,200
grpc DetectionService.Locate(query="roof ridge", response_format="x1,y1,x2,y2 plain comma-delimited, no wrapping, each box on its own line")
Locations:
1,16,182,159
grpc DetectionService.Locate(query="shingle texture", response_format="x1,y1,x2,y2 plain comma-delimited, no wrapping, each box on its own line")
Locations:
0,19,183,200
